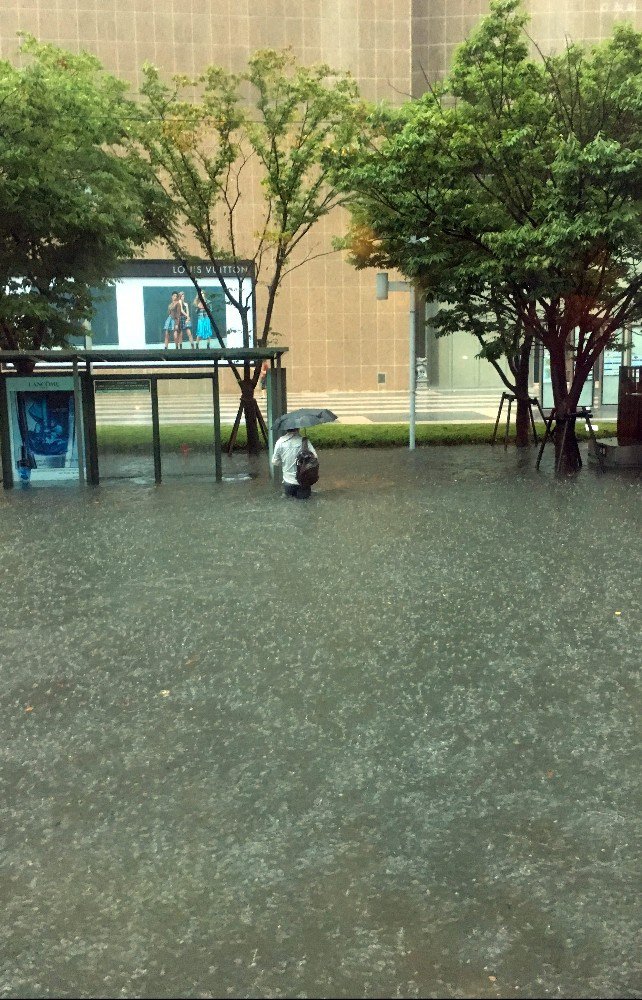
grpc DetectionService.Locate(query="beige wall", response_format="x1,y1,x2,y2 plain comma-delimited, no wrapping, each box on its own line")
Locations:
0,0,415,393
412,0,642,88
2,0,640,393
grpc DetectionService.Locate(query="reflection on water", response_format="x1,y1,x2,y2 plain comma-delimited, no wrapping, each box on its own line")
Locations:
0,447,640,999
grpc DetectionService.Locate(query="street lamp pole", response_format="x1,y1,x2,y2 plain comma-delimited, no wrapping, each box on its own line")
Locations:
376,272,417,450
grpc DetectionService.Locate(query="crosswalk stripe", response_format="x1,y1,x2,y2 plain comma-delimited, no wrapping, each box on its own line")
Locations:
96,386,508,425
94,388,508,425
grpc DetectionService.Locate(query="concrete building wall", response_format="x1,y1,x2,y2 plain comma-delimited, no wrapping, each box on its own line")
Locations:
1,0,640,393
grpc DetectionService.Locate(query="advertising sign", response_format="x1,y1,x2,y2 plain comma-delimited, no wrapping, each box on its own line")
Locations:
601,347,623,404
7,377,78,483
71,259,255,357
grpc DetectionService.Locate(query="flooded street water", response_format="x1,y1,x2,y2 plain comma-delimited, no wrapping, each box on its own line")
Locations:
1,446,640,999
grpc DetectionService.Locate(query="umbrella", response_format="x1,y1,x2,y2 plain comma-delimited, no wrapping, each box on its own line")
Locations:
272,407,337,437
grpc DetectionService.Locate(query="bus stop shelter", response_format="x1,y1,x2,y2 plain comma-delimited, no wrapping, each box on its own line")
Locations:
0,348,288,488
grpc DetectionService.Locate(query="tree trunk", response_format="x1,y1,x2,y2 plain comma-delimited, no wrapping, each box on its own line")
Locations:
549,350,581,473
553,412,582,473
241,374,261,455
514,398,530,447
511,334,533,447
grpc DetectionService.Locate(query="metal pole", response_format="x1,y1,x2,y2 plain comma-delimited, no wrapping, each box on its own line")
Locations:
491,394,505,446
81,372,99,485
504,396,513,450
266,364,275,479
409,285,416,450
73,360,85,485
212,362,222,482
150,378,162,484
0,374,13,489
279,366,287,423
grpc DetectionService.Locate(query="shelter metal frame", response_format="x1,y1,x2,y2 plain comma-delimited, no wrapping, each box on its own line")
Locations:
0,348,287,488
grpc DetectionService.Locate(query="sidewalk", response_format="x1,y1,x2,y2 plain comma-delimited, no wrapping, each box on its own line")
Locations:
95,385,618,426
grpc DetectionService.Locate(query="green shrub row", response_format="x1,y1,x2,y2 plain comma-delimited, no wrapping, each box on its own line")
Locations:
96,421,618,453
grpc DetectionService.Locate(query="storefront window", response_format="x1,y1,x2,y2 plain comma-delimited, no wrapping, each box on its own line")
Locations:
541,344,593,409
601,346,623,404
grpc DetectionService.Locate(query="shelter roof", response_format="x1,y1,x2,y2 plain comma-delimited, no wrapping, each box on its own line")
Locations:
0,348,287,366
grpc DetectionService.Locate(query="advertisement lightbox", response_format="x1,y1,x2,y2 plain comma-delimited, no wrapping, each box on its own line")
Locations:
7,377,79,483
73,259,255,357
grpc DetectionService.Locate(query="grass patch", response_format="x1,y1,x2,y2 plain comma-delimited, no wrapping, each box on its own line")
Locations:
96,421,618,453
97,424,247,454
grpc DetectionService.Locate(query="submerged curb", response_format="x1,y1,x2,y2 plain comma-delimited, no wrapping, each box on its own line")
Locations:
97,421,619,453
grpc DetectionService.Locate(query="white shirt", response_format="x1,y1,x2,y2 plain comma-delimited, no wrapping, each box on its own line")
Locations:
271,431,317,484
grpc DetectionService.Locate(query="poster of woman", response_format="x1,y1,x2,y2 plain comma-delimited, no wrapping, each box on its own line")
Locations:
7,378,78,482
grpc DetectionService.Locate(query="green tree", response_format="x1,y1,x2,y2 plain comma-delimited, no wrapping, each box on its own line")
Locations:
339,212,538,446
133,49,362,453
336,0,642,470
0,36,154,370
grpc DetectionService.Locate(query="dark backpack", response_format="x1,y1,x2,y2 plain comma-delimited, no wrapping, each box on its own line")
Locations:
296,436,319,487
